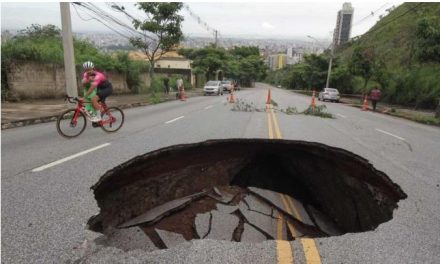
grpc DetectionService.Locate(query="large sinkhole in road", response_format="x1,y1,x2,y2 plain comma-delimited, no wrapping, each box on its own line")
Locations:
88,139,406,250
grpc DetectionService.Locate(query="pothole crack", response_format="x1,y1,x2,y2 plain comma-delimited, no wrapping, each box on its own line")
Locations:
202,212,213,239
247,208,280,219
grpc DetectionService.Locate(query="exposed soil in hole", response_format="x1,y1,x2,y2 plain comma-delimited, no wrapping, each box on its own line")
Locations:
88,139,407,250
141,186,246,246
142,196,218,241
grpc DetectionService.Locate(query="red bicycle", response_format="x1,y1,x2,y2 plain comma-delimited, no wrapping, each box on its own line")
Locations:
56,96,124,138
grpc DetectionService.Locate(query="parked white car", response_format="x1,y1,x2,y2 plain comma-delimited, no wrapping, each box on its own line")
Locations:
203,81,223,96
318,88,340,102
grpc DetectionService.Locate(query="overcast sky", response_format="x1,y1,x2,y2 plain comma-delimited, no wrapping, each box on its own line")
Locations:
1,1,403,41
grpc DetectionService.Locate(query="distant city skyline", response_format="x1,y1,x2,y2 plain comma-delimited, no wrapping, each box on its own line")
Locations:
1,1,403,41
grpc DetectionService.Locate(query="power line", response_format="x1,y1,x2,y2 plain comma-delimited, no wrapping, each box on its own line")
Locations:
362,3,423,37
106,2,160,41
109,2,139,22
353,2,391,27
73,1,165,54
78,2,141,37
182,3,221,45
73,3,134,38
72,2,133,40
72,3,95,21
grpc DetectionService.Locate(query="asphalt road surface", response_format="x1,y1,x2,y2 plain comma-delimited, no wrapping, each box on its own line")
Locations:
2,83,440,263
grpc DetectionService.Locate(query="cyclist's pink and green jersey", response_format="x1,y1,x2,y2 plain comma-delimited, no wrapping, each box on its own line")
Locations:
82,71,107,113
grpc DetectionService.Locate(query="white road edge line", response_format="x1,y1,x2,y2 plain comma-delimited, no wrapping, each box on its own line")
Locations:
375,129,405,141
204,105,213,110
165,116,184,124
32,143,111,172
337,114,347,118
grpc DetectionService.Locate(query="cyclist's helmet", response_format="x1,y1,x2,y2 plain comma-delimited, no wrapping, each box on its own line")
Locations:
82,61,94,70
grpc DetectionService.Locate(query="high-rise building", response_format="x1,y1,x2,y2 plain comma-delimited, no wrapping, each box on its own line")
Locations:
333,3,354,47
268,54,287,71
287,47,293,57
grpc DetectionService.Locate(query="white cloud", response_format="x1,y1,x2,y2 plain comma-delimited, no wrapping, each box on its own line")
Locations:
262,22,274,30
1,1,406,39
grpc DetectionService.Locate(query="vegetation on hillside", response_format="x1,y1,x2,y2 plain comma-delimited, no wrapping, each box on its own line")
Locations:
266,3,440,110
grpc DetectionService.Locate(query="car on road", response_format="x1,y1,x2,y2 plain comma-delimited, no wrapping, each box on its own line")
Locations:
233,81,241,91
318,88,340,102
221,80,232,92
203,80,223,96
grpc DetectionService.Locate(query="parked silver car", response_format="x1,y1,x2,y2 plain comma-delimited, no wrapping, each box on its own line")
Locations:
318,88,340,102
203,81,223,96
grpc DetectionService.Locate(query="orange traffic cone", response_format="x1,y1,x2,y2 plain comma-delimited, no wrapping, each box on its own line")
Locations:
180,89,187,101
361,95,368,111
310,90,316,108
229,89,235,103
266,88,272,104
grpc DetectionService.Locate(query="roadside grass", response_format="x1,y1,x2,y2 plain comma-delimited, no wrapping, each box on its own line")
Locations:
292,90,440,126
387,111,440,126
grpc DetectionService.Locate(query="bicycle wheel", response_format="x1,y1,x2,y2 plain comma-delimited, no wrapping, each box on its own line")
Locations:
56,109,87,138
100,107,124,133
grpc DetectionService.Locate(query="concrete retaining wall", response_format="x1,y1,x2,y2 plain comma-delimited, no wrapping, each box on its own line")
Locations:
6,61,133,99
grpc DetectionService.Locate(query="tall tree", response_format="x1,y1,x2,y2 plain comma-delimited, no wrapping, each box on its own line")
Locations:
128,2,184,81
179,45,227,80
349,46,376,92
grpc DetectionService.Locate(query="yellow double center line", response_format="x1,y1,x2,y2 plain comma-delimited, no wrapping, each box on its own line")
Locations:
266,103,322,264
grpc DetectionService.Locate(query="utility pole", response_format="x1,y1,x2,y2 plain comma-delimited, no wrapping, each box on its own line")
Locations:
325,30,336,88
214,30,218,48
60,2,78,97
307,34,333,88
325,43,334,88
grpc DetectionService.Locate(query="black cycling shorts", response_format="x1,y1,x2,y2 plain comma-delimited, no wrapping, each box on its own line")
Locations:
97,81,113,103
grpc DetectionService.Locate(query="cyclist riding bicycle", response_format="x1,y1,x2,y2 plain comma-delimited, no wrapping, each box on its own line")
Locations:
81,61,113,122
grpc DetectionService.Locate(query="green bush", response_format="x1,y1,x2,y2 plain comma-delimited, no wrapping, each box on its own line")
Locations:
1,25,148,98
149,93,162,104
149,77,163,94
114,52,149,93
380,65,440,108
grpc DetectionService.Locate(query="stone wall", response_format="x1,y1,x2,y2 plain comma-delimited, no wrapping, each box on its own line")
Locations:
6,61,133,99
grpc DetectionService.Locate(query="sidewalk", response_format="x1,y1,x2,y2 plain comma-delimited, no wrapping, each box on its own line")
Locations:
1,89,204,130
339,97,440,126
291,90,439,126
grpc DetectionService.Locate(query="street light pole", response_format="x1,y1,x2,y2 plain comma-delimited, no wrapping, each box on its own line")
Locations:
60,2,78,97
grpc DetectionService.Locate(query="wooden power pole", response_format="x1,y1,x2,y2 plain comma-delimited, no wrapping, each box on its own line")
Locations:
60,2,78,97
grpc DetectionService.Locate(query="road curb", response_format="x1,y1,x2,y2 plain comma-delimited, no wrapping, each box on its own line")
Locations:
1,94,200,130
